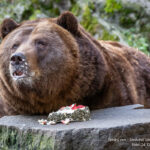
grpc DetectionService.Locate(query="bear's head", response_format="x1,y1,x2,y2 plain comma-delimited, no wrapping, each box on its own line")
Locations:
0,12,83,114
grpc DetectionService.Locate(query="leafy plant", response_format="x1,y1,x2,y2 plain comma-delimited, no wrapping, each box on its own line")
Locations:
80,6,99,35
123,30,149,54
0,0,149,55
104,0,122,13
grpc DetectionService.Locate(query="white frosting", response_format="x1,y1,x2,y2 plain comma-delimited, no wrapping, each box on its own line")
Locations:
56,106,85,114
57,109,74,114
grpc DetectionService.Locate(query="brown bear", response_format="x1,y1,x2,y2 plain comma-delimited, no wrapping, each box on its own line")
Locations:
0,11,150,117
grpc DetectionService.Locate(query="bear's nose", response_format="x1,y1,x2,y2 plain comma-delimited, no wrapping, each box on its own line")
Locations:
10,52,26,65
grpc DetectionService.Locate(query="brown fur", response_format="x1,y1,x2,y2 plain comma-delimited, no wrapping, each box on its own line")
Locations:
0,11,150,117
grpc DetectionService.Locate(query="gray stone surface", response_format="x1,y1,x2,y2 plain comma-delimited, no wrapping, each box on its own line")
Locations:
0,104,150,149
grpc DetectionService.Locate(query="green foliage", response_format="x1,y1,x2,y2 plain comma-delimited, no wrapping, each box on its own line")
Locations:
0,0,62,22
119,9,138,28
101,30,119,41
123,30,149,54
29,10,47,20
0,0,149,54
80,6,99,35
0,0,32,22
71,3,81,16
104,0,122,13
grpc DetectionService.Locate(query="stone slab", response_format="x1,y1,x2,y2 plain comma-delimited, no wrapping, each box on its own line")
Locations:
0,104,150,150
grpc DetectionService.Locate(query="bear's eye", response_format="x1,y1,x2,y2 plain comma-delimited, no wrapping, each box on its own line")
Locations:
12,43,19,50
35,40,47,48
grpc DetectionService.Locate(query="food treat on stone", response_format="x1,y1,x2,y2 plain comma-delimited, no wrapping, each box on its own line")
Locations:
38,104,91,125
47,104,91,124
38,119,48,125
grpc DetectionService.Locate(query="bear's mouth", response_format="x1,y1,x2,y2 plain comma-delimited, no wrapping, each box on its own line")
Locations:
11,68,28,80
13,70,24,77
10,63,30,80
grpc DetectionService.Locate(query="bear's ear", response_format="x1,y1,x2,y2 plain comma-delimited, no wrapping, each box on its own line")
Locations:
57,11,78,35
0,19,19,39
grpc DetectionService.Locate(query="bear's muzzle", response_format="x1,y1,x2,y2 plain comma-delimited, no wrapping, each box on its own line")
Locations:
10,52,30,80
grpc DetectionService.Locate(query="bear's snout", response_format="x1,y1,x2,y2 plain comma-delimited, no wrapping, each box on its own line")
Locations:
10,52,30,80
10,52,26,65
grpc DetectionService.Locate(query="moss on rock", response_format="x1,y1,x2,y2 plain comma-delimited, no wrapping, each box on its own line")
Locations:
0,126,55,150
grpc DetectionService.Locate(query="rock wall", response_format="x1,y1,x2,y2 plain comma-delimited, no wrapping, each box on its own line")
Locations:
0,105,150,150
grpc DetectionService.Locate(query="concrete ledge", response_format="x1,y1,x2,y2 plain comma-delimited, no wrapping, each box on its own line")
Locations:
0,104,150,150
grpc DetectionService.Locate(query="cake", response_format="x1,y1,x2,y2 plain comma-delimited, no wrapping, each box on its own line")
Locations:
38,104,91,125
